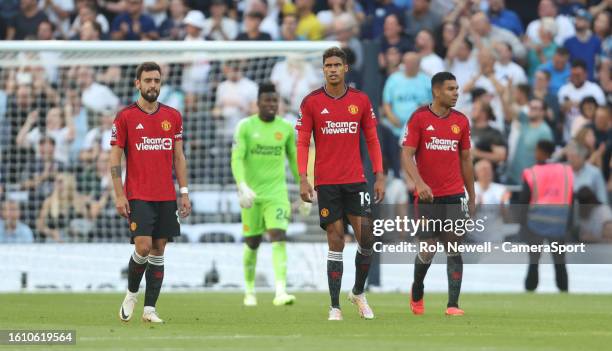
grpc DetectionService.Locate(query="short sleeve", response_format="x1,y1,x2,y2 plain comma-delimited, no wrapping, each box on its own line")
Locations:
460,119,471,150
110,113,126,148
296,96,313,132
402,114,420,147
174,112,183,141
361,95,377,130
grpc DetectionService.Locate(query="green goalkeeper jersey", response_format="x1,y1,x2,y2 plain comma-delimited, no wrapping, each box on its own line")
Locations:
231,115,298,201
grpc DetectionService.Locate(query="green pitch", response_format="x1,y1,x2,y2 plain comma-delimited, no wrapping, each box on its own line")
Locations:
1,292,611,350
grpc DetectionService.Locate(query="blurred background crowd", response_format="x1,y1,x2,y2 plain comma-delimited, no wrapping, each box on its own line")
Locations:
0,0,610,244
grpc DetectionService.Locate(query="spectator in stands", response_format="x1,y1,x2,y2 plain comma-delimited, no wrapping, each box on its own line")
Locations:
236,11,271,41
279,12,301,41
414,29,445,77
159,0,188,40
0,200,34,243
270,55,319,120
36,172,88,242
360,0,403,40
494,42,528,86
563,9,601,81
505,98,554,185
593,106,612,149
576,186,612,243
328,13,363,72
63,83,89,163
36,19,55,40
317,0,364,37
19,136,62,215
558,59,606,141
526,17,558,81
110,0,159,40
526,0,575,46
294,0,324,40
0,0,20,39
574,126,604,170
16,106,74,165
471,100,507,177
567,140,608,204
5,0,49,40
73,65,120,113
377,13,412,72
212,60,258,139
404,0,442,40
469,11,526,60
538,47,571,96
78,19,103,40
487,0,523,36
69,1,110,38
80,108,115,164
434,21,458,59
143,0,169,28
380,46,401,80
202,0,238,41
463,50,506,131
247,0,280,40
182,9,205,40
571,96,598,137
40,0,74,39
446,19,478,88
474,159,510,205
532,70,562,142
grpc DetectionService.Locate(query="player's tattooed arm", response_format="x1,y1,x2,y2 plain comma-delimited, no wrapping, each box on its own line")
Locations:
111,165,122,178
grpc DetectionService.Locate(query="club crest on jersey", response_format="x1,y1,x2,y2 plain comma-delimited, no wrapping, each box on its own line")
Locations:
243,224,250,233
161,120,172,131
320,208,330,217
130,221,137,232
348,104,359,115
451,124,461,134
274,132,283,140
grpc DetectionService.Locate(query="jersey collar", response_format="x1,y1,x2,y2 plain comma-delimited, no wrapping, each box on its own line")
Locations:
136,101,160,115
427,104,451,119
323,85,348,100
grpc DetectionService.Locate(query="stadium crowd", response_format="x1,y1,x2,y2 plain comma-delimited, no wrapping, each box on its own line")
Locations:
0,0,610,243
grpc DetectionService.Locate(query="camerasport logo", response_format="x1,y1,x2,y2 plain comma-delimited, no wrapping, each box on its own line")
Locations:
136,137,173,151
321,121,358,134
425,136,458,151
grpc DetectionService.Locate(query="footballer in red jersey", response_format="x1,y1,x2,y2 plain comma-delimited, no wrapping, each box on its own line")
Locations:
401,72,476,317
296,47,385,320
111,62,191,324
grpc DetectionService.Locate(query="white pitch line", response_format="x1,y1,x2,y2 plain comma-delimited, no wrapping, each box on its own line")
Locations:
79,334,302,342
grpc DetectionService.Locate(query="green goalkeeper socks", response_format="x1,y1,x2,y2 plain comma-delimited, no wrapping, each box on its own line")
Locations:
271,241,287,295
243,245,258,294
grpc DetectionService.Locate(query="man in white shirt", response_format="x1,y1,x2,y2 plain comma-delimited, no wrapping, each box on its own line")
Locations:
203,0,238,40
414,29,445,77
494,42,527,86
474,159,510,205
525,0,575,46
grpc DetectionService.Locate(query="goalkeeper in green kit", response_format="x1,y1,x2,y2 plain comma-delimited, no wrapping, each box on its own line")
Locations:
231,82,310,306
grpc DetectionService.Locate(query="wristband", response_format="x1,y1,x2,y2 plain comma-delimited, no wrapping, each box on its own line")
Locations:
179,187,189,194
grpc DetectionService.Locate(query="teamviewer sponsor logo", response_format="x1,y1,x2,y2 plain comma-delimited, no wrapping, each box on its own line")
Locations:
321,121,358,135
136,137,173,151
425,137,458,151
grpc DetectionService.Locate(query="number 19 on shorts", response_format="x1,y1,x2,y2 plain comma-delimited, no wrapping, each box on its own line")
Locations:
359,192,371,207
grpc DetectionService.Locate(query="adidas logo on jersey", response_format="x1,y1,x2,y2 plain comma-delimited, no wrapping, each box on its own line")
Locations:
321,108,329,114
426,125,435,131
136,123,144,130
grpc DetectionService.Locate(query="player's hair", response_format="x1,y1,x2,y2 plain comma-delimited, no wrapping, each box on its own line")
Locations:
135,61,161,80
431,72,456,88
536,139,555,157
322,47,347,64
258,81,277,98
571,59,587,71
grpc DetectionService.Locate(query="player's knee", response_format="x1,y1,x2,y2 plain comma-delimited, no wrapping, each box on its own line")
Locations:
328,235,344,252
136,245,151,257
268,230,286,242
245,236,262,250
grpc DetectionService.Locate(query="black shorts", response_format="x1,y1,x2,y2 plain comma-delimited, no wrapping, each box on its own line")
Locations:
128,200,180,243
317,182,371,230
415,193,468,239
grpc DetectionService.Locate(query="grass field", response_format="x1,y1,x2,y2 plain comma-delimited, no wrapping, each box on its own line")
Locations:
1,292,611,350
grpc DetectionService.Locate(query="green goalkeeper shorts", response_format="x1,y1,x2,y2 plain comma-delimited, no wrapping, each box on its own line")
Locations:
241,199,291,237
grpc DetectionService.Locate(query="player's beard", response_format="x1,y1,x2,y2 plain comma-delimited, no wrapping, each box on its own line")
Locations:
141,89,159,103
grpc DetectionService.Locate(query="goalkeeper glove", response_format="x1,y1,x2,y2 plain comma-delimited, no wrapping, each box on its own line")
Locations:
298,201,312,217
237,182,256,208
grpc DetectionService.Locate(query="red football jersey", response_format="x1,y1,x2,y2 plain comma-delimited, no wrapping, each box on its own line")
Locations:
402,105,471,197
110,103,183,201
296,87,377,187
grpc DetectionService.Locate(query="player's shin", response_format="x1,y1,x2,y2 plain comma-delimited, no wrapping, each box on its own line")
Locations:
271,241,287,295
144,255,164,308
327,251,343,309
412,252,432,301
353,244,372,295
128,250,148,294
243,244,258,295
446,253,463,308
